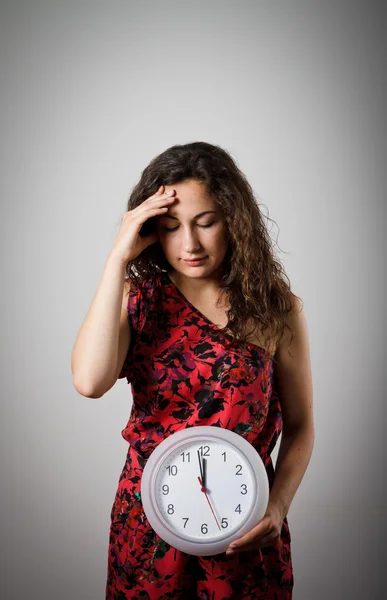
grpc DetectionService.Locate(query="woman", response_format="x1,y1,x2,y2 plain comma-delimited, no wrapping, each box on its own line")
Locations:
71,141,314,599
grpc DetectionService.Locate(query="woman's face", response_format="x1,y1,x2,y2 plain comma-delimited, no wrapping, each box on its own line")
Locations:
155,179,229,280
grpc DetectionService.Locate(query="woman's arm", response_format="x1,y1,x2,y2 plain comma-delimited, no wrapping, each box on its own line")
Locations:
268,296,315,519
224,297,315,555
71,252,130,398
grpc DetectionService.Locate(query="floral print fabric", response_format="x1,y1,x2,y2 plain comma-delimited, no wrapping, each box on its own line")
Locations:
105,271,293,599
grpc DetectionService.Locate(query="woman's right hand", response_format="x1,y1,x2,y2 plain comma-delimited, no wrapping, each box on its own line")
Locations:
110,185,176,264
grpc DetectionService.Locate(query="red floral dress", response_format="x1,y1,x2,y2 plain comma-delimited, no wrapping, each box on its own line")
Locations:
105,271,293,599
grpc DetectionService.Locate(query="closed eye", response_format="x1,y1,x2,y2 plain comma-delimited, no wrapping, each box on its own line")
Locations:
163,222,216,232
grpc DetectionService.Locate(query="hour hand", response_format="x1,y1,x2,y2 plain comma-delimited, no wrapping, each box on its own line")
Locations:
197,450,205,492
203,457,207,489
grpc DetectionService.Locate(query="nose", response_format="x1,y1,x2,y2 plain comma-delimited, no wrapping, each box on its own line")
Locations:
181,227,203,254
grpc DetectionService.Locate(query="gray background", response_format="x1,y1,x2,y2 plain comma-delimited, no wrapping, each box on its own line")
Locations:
1,0,385,598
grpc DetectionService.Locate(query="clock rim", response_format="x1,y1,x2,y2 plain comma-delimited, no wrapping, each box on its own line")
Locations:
141,426,269,557
154,436,258,542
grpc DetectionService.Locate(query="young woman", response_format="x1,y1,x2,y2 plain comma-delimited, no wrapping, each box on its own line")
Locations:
72,141,314,599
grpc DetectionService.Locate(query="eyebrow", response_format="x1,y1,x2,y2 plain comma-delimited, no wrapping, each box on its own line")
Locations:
160,210,217,221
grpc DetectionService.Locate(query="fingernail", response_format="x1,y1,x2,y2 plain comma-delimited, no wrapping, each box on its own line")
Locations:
226,548,235,555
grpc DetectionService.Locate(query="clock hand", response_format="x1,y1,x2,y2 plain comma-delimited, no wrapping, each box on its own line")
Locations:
197,475,221,530
197,449,205,491
203,457,207,489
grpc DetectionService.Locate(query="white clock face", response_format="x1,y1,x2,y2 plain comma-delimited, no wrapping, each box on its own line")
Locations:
154,438,256,542
141,426,269,556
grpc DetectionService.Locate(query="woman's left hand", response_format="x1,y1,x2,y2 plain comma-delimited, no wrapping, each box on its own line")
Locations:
225,505,284,554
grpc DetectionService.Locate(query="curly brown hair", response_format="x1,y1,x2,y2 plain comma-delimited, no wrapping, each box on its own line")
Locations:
122,141,302,362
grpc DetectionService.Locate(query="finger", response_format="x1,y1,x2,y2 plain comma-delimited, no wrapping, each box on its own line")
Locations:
237,539,278,552
146,186,176,203
232,544,260,553
227,539,272,554
231,528,263,548
146,185,165,201
152,193,175,202
137,197,174,218
228,539,261,551
227,529,271,551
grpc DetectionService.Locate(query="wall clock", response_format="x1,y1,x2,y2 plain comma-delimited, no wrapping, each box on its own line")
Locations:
141,426,269,556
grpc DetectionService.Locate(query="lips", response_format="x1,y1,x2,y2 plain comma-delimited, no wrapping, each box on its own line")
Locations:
183,256,208,265
184,257,206,261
